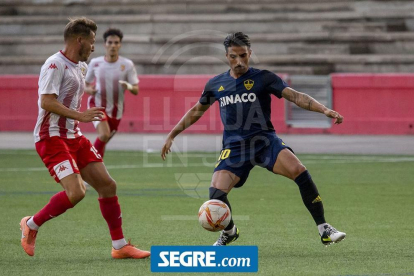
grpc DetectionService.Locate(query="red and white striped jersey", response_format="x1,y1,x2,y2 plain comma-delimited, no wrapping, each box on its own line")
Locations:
85,56,139,119
34,51,87,143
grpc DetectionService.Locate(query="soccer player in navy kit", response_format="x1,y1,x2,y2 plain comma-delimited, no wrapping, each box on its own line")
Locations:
161,32,346,246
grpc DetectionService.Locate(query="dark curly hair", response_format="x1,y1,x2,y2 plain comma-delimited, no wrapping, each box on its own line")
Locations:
223,32,251,53
103,28,123,42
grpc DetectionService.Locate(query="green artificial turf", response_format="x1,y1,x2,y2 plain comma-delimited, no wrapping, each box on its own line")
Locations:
0,150,413,276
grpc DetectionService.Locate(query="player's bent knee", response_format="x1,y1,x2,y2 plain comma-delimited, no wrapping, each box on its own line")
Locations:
66,188,86,205
98,133,111,143
209,186,227,199
97,179,117,197
210,180,233,194
292,164,307,179
210,170,239,193
108,179,117,193
60,174,86,205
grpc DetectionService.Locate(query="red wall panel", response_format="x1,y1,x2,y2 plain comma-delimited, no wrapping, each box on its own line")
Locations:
0,75,40,131
330,74,414,135
1,74,413,135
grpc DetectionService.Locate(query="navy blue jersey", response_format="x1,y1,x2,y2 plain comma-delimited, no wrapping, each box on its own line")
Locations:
199,67,288,147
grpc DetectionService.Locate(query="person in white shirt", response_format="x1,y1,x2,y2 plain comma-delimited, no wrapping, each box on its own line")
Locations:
21,18,150,259
85,28,139,157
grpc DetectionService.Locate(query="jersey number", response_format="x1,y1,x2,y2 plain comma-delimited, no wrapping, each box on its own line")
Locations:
218,149,231,161
215,149,231,168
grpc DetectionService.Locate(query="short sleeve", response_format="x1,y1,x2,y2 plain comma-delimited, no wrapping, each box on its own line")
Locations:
199,80,216,105
263,70,289,99
127,63,139,85
85,59,95,83
38,60,64,96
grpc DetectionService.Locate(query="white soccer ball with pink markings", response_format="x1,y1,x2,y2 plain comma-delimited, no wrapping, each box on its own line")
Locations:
198,199,231,232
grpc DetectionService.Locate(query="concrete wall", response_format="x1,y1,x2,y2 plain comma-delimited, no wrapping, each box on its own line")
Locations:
1,0,414,75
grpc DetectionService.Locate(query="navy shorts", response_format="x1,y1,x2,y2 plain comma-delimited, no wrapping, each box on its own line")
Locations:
214,133,293,188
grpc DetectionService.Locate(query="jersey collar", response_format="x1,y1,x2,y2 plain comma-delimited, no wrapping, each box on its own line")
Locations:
104,55,119,63
227,67,251,80
59,50,78,65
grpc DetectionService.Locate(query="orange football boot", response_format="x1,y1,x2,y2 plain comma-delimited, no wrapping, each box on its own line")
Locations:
111,240,150,259
20,216,38,256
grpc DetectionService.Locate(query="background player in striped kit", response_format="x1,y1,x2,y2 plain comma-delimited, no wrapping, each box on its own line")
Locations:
85,28,139,158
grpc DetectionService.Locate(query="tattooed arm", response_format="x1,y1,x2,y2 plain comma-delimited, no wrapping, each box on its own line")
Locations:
281,87,343,124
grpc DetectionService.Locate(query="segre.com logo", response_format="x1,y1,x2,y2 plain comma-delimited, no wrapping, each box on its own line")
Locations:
151,246,258,272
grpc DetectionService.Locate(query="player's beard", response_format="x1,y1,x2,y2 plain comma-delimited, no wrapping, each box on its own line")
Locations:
79,44,91,62
234,65,247,75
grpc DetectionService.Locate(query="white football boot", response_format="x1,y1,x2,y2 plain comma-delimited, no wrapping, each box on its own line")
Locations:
320,224,346,246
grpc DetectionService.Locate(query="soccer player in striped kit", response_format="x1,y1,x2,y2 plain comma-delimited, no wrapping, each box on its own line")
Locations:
85,28,139,158
21,18,149,259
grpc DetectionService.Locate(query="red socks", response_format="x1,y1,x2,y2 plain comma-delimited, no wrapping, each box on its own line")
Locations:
98,196,124,240
33,191,74,227
32,192,124,242
94,138,106,158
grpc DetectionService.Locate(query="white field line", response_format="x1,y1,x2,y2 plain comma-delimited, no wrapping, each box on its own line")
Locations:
0,167,47,172
1,157,414,172
0,151,38,155
304,157,414,163
161,215,250,221
0,150,217,157
1,150,414,160
0,163,209,172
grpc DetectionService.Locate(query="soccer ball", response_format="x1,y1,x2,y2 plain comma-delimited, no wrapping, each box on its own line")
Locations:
198,199,231,232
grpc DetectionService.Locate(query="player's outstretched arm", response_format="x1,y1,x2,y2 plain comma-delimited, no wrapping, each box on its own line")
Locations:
281,87,343,124
41,94,104,123
161,102,210,160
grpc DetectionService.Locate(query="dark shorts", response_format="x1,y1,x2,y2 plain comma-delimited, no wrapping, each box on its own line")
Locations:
214,133,293,188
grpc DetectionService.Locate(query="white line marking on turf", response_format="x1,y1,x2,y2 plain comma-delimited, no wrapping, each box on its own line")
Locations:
112,153,219,158
0,151,38,155
106,163,210,169
1,151,414,160
297,155,414,162
0,167,47,172
303,158,414,164
0,151,218,157
0,163,210,172
1,157,413,172
161,215,250,221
